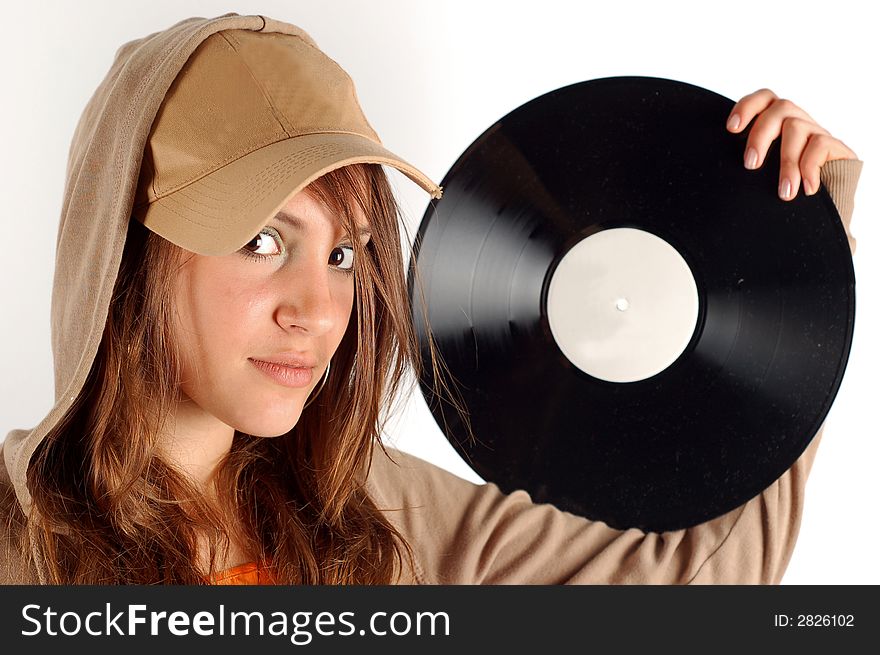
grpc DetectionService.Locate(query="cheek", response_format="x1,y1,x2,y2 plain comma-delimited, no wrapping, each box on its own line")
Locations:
174,264,271,368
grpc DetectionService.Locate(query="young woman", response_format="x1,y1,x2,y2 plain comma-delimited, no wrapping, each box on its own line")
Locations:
0,13,862,584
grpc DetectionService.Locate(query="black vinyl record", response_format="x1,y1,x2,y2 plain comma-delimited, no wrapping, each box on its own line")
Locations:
407,76,855,533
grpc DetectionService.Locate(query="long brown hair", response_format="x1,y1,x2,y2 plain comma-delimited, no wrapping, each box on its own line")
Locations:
23,163,469,584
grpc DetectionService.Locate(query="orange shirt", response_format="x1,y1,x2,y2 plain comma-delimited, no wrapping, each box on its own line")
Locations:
208,561,276,585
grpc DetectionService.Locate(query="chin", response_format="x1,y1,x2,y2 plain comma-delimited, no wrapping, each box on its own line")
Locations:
236,410,304,439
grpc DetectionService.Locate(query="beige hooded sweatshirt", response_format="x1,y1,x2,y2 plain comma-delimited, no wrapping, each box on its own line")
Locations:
0,13,864,584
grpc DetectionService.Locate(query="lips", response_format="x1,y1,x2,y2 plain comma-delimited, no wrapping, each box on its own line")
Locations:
249,357,314,388
249,353,317,368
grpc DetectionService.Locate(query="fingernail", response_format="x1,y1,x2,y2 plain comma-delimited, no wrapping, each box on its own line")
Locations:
727,113,741,131
804,178,814,195
779,178,791,200
745,147,758,170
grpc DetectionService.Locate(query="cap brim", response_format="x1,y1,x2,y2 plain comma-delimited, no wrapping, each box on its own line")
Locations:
133,132,442,256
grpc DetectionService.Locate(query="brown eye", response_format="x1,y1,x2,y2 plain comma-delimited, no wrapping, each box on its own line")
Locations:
330,245,355,271
240,228,283,259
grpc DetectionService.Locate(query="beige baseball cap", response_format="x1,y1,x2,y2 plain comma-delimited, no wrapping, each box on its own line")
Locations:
131,27,442,256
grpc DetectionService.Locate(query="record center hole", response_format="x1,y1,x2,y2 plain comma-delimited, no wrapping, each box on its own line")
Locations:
615,297,630,312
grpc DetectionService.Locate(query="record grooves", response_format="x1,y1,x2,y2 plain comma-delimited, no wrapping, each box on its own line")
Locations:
408,76,855,532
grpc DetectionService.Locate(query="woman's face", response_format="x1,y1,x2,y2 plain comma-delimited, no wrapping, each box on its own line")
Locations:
172,187,370,438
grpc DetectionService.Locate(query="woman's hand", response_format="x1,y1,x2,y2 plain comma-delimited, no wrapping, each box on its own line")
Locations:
725,88,858,201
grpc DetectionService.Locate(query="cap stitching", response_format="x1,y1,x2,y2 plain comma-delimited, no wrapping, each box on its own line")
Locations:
188,145,345,200
218,31,292,138
171,145,345,213
154,194,230,230
153,151,401,231
141,131,378,205
155,147,349,226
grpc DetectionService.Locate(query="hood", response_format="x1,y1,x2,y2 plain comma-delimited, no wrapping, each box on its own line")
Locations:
1,12,363,515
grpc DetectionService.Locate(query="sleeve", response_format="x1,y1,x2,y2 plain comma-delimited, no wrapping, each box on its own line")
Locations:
367,158,863,585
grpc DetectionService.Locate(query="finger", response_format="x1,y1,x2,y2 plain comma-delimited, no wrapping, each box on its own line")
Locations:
777,117,813,201
743,99,820,171
726,88,778,133
799,133,856,196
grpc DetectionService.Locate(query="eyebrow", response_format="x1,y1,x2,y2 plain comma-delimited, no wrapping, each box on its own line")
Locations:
273,209,372,238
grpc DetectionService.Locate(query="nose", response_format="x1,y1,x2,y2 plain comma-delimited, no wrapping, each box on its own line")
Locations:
274,252,340,337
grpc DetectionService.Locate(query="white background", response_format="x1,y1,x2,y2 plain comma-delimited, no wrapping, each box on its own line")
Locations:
1,0,876,584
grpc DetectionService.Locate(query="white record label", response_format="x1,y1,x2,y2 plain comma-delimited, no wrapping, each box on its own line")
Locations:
546,227,699,383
